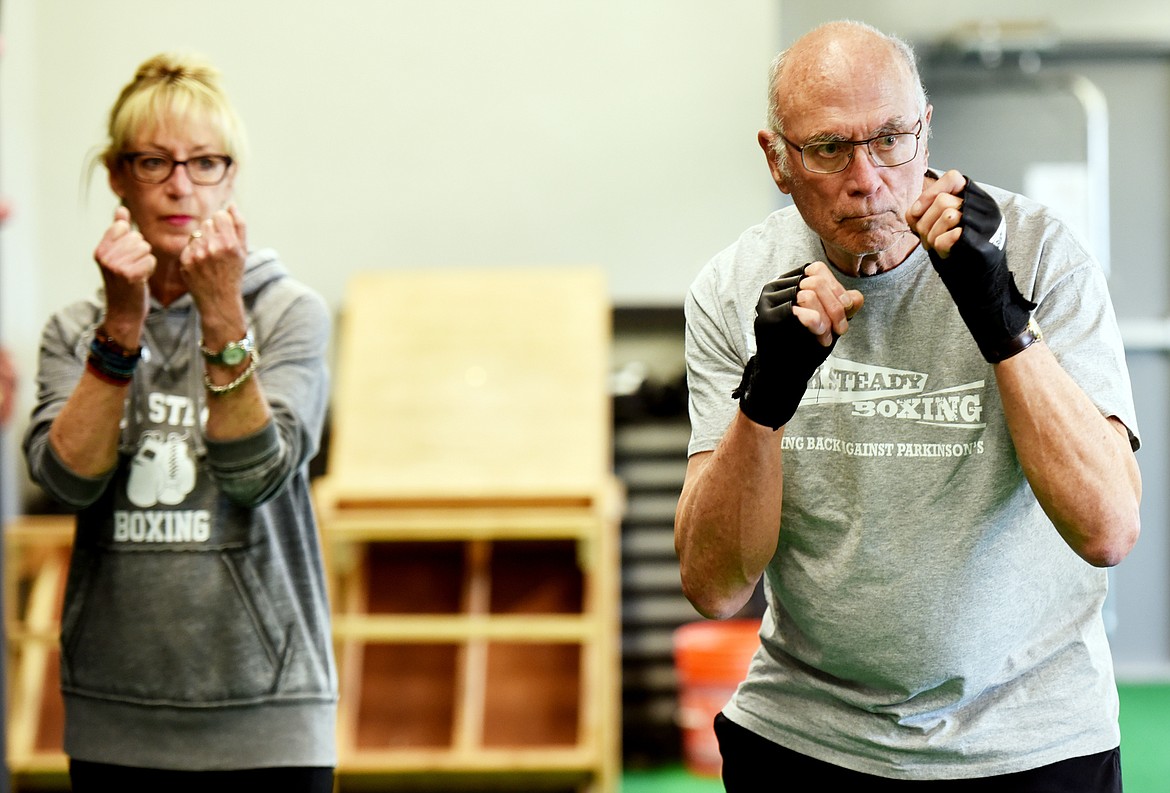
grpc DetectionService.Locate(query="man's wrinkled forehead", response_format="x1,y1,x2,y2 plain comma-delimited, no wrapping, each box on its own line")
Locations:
802,112,922,145
777,45,920,133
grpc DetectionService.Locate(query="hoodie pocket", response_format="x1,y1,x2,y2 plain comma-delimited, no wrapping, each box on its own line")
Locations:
60,547,318,706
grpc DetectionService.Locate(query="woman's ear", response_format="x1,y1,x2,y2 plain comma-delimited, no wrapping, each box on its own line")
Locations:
108,160,128,201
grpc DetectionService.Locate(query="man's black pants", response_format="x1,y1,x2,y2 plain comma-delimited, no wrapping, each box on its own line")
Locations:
715,712,1122,792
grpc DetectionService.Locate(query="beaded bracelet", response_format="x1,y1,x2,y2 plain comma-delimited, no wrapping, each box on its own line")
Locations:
93,325,140,358
203,350,261,396
87,325,142,386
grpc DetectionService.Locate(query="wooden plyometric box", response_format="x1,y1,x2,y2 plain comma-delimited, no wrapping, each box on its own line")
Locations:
315,267,623,792
320,267,612,508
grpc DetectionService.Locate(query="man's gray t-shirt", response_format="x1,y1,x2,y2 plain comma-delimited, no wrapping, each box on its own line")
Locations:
685,182,1139,780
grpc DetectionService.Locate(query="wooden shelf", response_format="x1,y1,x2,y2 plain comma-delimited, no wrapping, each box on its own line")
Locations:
4,515,73,783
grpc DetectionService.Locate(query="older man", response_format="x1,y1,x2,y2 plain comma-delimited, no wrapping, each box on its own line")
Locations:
675,20,1140,791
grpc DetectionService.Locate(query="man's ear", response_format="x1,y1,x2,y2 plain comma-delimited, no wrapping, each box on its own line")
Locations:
758,130,791,195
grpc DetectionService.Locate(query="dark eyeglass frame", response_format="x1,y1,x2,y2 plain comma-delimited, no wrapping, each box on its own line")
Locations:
780,119,924,174
119,152,235,186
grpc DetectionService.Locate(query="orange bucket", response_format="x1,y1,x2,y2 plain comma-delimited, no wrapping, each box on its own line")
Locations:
672,618,762,776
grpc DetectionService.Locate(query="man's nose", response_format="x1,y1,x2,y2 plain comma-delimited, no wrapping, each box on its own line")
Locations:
844,144,884,192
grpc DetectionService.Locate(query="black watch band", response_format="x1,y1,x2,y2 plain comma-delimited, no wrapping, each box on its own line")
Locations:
987,317,1042,364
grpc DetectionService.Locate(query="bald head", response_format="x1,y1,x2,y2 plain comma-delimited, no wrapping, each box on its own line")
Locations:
766,21,927,163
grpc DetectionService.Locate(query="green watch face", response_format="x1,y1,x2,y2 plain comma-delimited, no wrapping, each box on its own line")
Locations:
220,343,249,366
202,333,253,365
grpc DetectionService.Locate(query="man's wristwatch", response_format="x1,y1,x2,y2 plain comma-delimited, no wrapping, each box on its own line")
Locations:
988,316,1042,363
200,331,255,366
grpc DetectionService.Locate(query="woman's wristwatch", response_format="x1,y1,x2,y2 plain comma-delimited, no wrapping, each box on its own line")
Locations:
200,331,254,366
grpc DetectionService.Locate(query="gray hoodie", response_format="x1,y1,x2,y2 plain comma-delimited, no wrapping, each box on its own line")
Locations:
23,249,337,769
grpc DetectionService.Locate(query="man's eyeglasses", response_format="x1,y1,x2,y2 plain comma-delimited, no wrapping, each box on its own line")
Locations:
780,120,923,174
119,152,234,185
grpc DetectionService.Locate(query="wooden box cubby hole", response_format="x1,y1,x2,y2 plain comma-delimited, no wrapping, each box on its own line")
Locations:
342,540,587,753
325,522,621,792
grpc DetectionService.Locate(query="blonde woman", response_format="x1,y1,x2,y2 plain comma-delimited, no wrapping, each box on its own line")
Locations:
24,53,336,791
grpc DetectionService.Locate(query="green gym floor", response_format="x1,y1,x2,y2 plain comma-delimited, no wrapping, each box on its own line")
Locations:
621,683,1170,792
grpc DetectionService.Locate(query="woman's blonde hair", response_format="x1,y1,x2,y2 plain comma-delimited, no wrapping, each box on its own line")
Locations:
96,52,247,174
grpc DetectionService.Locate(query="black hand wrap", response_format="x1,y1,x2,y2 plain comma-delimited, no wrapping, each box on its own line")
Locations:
927,177,1037,363
732,264,836,430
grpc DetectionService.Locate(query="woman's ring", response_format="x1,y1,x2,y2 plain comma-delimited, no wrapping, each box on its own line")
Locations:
190,230,203,241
